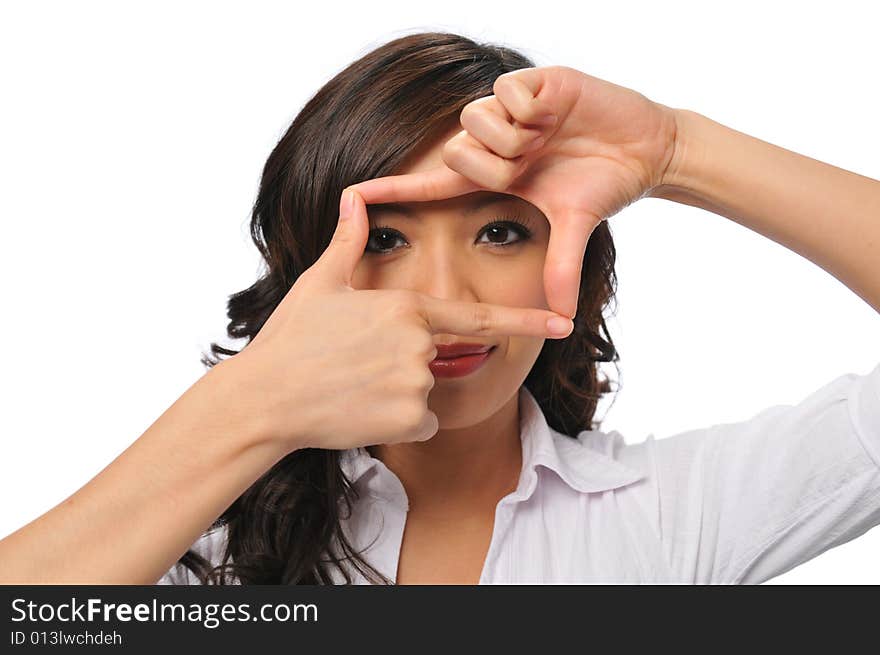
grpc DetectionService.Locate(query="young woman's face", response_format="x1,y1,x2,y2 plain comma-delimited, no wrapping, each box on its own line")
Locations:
350,124,552,429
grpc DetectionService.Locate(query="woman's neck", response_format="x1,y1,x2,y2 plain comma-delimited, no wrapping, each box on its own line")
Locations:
367,391,523,516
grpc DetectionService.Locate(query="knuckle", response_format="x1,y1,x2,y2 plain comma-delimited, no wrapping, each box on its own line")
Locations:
486,171,510,192
470,303,494,335
397,400,427,433
385,289,421,317
413,368,435,393
459,102,479,124
410,331,436,358
493,138,520,160
493,75,512,95
443,136,469,161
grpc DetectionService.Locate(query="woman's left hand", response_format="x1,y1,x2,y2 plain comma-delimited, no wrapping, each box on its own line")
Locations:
348,65,680,320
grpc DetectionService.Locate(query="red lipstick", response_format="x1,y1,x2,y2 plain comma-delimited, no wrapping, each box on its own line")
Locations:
429,343,496,378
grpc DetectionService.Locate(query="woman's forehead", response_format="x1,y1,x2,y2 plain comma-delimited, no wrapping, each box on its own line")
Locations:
369,191,530,219
397,122,462,174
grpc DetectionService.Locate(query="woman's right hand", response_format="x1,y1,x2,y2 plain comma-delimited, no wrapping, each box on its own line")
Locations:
225,187,573,452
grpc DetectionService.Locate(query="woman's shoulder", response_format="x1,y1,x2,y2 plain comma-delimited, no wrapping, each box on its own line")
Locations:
599,363,880,583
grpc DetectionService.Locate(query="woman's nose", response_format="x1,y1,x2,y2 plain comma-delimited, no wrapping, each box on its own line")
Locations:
409,247,481,305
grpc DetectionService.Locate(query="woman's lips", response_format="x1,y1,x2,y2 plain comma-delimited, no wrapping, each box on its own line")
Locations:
429,345,496,378
434,343,493,358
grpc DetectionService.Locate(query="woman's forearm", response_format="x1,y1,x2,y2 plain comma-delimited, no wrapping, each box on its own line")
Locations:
0,358,290,584
649,108,880,314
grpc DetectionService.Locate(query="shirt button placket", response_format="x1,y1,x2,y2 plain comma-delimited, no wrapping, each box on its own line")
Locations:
481,501,515,584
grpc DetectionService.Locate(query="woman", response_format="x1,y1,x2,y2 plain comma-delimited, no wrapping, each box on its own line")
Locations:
0,32,877,585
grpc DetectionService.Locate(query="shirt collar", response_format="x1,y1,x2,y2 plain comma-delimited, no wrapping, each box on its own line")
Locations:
339,385,644,500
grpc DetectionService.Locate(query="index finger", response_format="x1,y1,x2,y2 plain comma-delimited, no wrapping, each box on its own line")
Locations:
348,165,481,205
418,294,573,339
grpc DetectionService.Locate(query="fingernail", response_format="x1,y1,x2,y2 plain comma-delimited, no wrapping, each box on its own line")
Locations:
536,113,557,126
526,135,545,152
546,316,572,336
339,188,354,220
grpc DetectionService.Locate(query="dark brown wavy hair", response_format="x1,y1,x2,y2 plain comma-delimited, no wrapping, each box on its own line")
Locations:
175,31,621,585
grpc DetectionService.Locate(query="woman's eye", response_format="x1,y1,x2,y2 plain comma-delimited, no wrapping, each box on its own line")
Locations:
365,227,407,254
365,220,532,255
477,222,531,247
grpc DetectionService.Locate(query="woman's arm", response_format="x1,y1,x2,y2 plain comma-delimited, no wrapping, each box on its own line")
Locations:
0,357,289,584
649,108,880,314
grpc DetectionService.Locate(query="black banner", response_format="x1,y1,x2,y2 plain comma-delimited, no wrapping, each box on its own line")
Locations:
0,585,873,652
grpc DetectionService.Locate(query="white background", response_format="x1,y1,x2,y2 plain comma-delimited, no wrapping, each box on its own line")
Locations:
1,0,878,583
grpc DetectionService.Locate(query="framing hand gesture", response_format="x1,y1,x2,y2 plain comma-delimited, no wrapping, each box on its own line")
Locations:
349,65,679,320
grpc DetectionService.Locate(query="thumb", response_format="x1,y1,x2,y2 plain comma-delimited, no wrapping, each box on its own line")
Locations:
543,209,596,320
311,187,369,289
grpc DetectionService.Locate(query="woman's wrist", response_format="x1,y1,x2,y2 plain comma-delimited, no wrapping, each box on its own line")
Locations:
643,105,880,312
207,355,301,458
646,107,709,203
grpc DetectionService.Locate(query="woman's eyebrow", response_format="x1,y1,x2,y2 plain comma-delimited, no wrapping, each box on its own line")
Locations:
369,193,520,219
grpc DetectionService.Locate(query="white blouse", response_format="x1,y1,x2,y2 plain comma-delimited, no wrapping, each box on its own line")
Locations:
159,362,880,585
